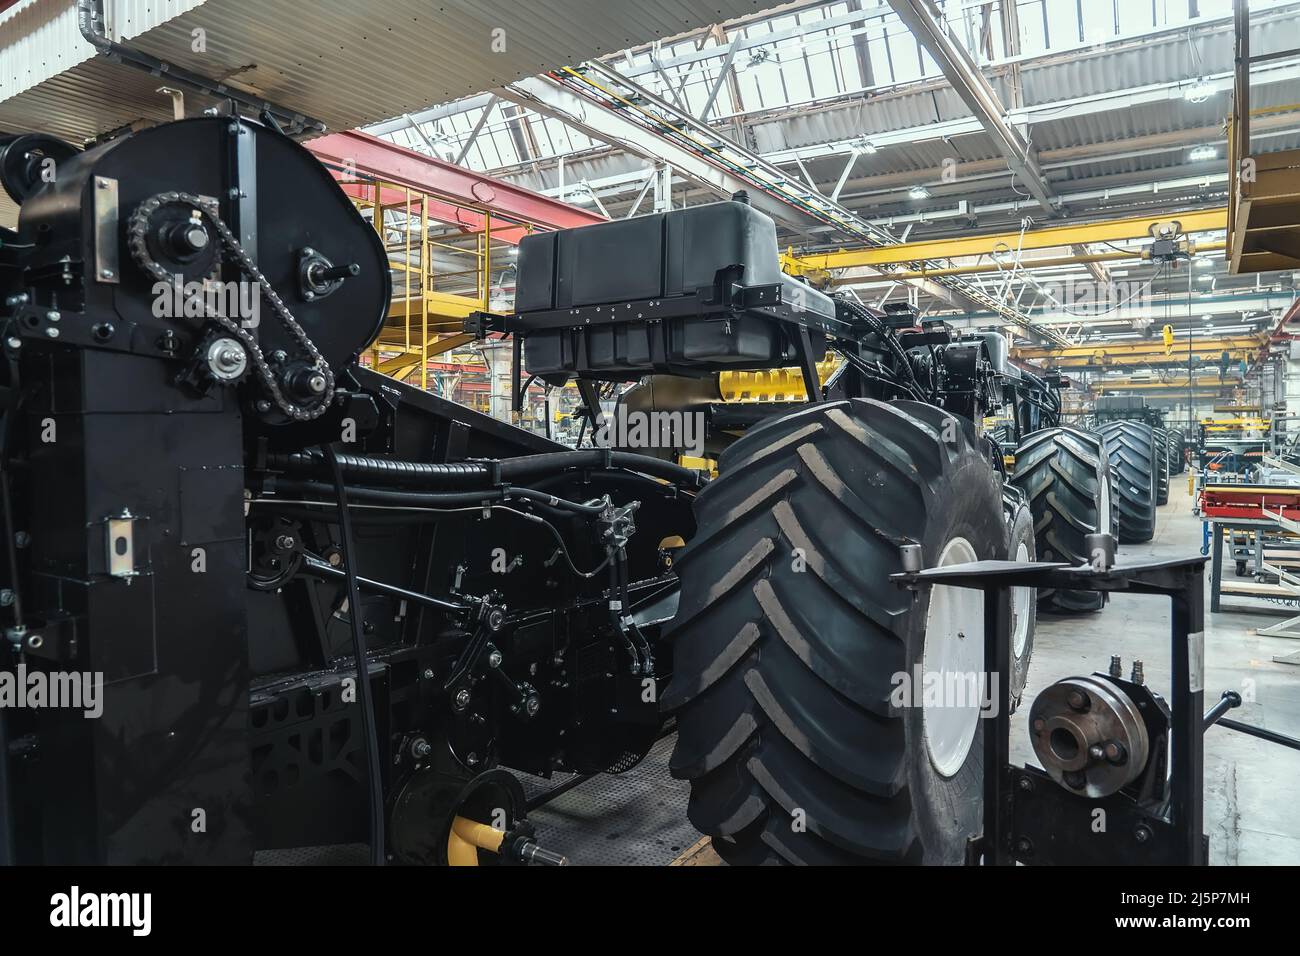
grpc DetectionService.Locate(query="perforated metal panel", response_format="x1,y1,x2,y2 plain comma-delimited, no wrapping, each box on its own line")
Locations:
254,734,698,865
521,734,700,866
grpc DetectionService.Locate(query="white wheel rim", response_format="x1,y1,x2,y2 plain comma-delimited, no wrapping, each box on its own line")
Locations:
1010,541,1031,658
1098,470,1112,535
922,536,983,778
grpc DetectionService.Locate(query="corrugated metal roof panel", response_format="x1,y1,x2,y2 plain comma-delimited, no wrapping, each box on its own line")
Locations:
1,0,772,142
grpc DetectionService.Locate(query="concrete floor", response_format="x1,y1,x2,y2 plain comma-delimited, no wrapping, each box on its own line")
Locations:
1023,487,1300,865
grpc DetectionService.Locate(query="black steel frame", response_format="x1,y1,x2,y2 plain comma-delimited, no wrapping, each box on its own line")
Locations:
893,555,1207,866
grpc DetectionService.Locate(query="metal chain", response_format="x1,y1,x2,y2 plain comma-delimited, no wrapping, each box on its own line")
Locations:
126,191,335,421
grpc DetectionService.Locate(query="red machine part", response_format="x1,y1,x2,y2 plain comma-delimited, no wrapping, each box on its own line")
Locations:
1199,484,1300,521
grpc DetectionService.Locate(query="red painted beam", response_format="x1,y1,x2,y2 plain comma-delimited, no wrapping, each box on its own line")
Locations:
307,130,605,241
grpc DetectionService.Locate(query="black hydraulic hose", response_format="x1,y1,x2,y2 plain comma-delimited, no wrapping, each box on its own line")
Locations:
832,346,926,402
616,551,654,672
606,555,643,672
321,446,385,866
838,298,928,399
498,450,704,488
268,452,491,488
273,479,607,517
268,448,707,490
0,698,13,865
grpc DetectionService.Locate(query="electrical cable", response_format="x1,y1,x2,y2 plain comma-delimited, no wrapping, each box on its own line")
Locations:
321,445,385,866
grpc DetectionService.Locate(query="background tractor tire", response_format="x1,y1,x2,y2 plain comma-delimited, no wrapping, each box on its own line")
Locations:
1097,421,1158,543
1168,428,1186,475
663,398,1007,865
1153,427,1170,505
1010,427,1112,613
1003,487,1036,711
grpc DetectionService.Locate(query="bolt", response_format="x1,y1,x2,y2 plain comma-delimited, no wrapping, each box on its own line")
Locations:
423,668,434,680
274,534,296,551
26,633,43,650
1066,689,1089,711
100,269,114,280
1032,718,1046,733
524,696,541,717
5,337,20,349
1017,777,1033,793
228,122,240,134
1063,770,1087,790
255,400,272,413
46,310,60,323
453,688,471,711
0,590,12,607
306,373,327,394
1130,660,1145,685
44,327,59,338
487,608,505,631
1015,837,1033,856
1109,655,1122,678
1088,744,1105,760
1134,824,1152,844
487,649,503,669
410,737,432,759
304,291,316,302
1103,741,1127,764
14,532,30,548
466,753,480,767
271,350,288,363
4,294,28,306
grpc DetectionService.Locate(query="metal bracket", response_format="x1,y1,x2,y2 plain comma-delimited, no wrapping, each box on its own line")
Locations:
93,176,119,284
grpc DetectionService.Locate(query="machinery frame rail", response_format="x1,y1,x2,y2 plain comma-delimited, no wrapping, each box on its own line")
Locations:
893,554,1208,866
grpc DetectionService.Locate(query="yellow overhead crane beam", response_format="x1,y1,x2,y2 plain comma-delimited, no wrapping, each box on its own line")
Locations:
1012,335,1264,369
1092,375,1236,393
786,208,1228,273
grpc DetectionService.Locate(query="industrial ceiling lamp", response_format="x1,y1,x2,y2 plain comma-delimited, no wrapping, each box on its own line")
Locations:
1182,78,1216,102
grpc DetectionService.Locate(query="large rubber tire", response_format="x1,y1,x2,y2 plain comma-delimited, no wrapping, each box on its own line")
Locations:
1003,487,1036,711
1153,427,1170,505
663,399,1007,865
1168,429,1185,475
1009,427,1112,613
1097,421,1158,543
